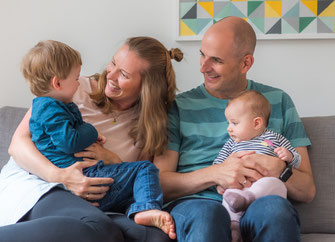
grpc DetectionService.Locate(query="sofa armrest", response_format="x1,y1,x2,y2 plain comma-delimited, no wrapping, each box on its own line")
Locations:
0,106,28,169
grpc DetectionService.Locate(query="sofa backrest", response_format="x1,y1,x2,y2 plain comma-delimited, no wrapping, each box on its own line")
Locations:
293,116,335,234
0,106,28,168
0,106,335,234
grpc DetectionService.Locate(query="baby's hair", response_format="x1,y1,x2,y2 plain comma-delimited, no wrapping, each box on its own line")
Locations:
21,40,82,96
228,90,271,126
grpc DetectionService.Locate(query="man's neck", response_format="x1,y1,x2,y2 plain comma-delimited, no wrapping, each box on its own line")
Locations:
205,79,248,99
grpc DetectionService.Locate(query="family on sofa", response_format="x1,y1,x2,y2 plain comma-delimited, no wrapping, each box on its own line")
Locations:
0,16,316,242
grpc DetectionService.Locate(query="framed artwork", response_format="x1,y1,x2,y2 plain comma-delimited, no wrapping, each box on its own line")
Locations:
176,0,335,40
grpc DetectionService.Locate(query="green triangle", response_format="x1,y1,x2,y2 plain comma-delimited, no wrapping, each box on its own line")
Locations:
197,18,212,34
248,1,263,16
182,19,198,34
284,2,299,17
299,17,316,32
249,17,264,33
215,3,231,19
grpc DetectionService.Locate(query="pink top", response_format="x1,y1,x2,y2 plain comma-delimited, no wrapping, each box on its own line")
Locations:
73,76,142,162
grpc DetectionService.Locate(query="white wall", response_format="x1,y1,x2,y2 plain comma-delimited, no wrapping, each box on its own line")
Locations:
1,0,334,117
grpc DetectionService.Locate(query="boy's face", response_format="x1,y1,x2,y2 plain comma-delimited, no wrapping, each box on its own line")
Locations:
225,100,261,143
59,65,81,103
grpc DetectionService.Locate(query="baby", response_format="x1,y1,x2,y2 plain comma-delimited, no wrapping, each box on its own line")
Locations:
213,90,301,242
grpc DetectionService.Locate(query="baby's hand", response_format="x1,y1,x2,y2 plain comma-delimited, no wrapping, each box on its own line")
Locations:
97,134,107,145
216,185,225,195
274,147,293,162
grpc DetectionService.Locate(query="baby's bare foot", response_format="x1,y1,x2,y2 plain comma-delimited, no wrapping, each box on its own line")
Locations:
134,210,176,240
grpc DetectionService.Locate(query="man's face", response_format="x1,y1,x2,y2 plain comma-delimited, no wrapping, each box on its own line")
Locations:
200,29,245,99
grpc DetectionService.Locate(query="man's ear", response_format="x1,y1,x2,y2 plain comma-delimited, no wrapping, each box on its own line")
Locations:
253,116,263,130
241,54,254,74
51,76,61,90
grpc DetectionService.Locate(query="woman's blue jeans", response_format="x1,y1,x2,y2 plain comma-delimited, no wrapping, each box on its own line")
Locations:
164,195,300,242
84,160,163,217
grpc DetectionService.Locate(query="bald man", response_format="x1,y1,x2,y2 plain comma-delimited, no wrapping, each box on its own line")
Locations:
154,16,315,242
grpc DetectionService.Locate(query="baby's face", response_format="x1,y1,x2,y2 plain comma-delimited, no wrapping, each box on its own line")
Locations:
225,101,260,142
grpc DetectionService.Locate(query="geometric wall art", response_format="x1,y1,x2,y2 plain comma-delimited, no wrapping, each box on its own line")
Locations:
177,0,335,40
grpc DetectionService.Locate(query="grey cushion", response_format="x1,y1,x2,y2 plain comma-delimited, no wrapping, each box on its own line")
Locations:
0,106,28,168
301,233,335,242
294,116,335,234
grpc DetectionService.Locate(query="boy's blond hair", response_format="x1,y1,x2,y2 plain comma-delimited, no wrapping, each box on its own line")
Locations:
21,40,82,96
228,90,271,126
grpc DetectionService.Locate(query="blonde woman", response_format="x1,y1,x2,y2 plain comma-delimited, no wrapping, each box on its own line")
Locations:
0,37,183,242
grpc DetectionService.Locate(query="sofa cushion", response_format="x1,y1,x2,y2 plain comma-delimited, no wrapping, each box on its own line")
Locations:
293,116,335,234
0,106,28,168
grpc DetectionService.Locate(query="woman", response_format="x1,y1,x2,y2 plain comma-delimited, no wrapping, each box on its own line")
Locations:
0,36,183,241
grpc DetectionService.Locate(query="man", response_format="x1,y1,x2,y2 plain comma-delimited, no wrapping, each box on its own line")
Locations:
154,16,315,242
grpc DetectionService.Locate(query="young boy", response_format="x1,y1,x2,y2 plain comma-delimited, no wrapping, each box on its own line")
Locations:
213,90,301,242
22,40,176,239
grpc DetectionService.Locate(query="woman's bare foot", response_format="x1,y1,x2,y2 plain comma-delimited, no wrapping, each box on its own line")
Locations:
134,210,176,240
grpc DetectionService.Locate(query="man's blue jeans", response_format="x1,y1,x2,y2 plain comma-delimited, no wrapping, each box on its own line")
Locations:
84,160,163,217
164,195,300,242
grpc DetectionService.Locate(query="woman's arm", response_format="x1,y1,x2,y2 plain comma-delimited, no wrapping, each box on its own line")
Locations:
8,107,113,199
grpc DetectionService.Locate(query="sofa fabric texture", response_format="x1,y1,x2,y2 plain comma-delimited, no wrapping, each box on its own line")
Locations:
0,106,334,241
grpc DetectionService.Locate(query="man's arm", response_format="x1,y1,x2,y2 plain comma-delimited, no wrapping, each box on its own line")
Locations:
154,149,266,202
286,146,315,203
242,147,315,203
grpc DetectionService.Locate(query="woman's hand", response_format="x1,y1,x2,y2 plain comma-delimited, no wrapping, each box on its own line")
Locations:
74,143,122,164
59,160,114,203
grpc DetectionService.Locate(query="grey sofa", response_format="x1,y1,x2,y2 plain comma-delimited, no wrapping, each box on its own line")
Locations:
1,106,334,241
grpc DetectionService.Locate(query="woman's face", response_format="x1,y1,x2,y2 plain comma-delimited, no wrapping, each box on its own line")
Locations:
105,44,149,110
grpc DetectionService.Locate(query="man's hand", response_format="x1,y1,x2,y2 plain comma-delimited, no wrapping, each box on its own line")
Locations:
241,153,286,178
213,151,268,190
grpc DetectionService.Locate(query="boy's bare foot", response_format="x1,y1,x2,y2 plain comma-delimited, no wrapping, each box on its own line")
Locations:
134,210,176,240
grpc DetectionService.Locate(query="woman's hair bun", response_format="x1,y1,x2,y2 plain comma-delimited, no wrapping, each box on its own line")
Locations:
169,48,183,62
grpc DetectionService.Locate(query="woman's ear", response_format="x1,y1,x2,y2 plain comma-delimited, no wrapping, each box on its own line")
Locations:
51,76,61,90
253,116,263,130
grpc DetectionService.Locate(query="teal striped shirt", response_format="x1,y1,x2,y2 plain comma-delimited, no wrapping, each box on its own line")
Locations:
167,80,311,202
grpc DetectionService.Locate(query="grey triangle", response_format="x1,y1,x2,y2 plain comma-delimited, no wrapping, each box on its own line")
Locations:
266,19,281,34
182,4,197,19
283,17,299,32
214,2,229,17
317,18,333,33
249,2,264,18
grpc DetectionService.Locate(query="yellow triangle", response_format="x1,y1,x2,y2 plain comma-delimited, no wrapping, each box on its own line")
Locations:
302,0,317,16
180,20,195,36
198,2,214,17
265,1,282,18
319,1,335,17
